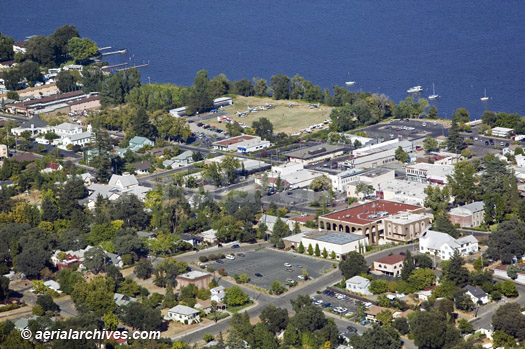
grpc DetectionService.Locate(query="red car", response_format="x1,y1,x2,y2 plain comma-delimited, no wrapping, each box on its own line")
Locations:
196,122,203,127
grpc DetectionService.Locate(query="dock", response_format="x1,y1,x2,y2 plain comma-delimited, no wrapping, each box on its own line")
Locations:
101,49,127,56
101,63,129,72
117,62,149,71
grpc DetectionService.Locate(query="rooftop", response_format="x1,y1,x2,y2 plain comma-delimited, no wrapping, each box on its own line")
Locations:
177,270,212,280
168,305,200,315
375,254,405,265
321,200,421,225
284,144,344,160
384,212,428,224
304,231,366,245
361,167,394,178
131,161,152,171
214,135,257,146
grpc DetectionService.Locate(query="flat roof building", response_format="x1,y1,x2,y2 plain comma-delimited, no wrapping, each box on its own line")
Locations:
284,231,368,260
284,144,345,165
318,200,425,244
491,127,514,138
406,163,454,184
213,135,270,153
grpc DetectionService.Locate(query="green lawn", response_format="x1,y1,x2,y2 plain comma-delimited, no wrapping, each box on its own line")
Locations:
226,300,254,313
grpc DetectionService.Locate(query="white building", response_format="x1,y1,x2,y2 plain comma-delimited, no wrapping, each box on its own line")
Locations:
373,254,405,277
406,163,454,184
210,286,226,303
213,135,270,153
52,122,83,136
345,275,371,295
300,231,368,260
11,115,49,136
86,174,151,209
491,127,514,138
169,106,187,117
266,162,325,189
213,97,233,107
345,168,396,197
58,131,92,149
376,179,431,207
166,305,201,324
465,285,489,305
516,154,525,168
352,139,412,157
327,168,366,192
419,229,478,260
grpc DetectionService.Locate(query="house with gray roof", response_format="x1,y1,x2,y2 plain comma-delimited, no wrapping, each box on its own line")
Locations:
131,160,152,175
114,293,137,306
166,305,201,324
11,115,49,136
128,136,154,152
170,150,194,167
449,201,485,228
86,174,151,210
419,229,478,260
465,285,489,305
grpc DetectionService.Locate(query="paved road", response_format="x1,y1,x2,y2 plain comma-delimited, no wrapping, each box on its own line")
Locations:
177,243,419,345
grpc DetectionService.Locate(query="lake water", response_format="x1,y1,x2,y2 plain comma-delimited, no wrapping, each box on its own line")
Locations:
2,0,524,118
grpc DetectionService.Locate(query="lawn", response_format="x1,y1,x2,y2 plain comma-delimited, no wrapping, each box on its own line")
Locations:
225,300,254,313
208,96,333,134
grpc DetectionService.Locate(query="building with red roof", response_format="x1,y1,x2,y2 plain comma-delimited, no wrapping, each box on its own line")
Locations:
318,200,426,244
373,254,405,277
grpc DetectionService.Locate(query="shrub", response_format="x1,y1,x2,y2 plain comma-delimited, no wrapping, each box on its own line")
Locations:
199,256,209,263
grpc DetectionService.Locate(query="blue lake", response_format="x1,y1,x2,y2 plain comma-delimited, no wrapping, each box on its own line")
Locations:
2,0,524,118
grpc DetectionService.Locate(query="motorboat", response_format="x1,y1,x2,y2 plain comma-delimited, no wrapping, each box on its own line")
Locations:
407,85,423,93
345,81,356,86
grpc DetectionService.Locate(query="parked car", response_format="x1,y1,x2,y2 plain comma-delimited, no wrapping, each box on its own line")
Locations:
226,254,235,260
284,263,292,267
295,264,303,269
231,244,240,249
196,122,203,127
254,273,263,277
216,259,224,264
237,253,245,257
347,326,358,333
297,275,305,280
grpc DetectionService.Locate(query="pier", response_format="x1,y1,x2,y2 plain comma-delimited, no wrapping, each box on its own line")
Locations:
101,63,129,72
117,62,149,71
101,49,127,56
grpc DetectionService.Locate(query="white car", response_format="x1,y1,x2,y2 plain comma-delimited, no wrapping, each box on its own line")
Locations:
226,254,235,260
297,275,305,280
284,263,292,267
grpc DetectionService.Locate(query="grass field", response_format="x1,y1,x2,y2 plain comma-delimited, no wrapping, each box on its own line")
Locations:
208,96,333,134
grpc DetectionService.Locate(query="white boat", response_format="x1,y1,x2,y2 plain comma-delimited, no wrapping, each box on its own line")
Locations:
480,89,489,101
345,81,356,86
407,85,423,93
428,83,439,100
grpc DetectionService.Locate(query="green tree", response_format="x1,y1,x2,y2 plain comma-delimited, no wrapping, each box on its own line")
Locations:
162,283,176,308
119,302,162,331
56,70,77,92
432,212,459,238
401,250,415,281
25,35,55,66
0,33,15,61
424,185,450,215
83,246,107,274
394,146,409,163
71,276,116,316
369,279,388,294
356,183,375,198
500,280,518,297
297,241,305,254
224,286,249,306
67,37,98,62
410,311,460,349
309,175,332,192
486,219,525,264
231,78,254,97
408,268,436,291
427,105,438,119
314,243,321,257
252,117,274,141
457,318,474,334
221,154,240,185
135,260,153,280
493,330,517,348
18,61,41,83
270,218,291,245
103,313,119,331
506,264,519,280
270,280,285,295
447,161,479,205
339,251,368,279
82,69,104,93
447,117,463,154
452,107,470,124
442,251,470,288
50,25,79,60
187,69,213,114
307,243,314,256
492,302,525,341
392,317,410,335
270,74,290,100
322,247,328,258
259,305,288,334
350,325,401,349
253,77,268,96
376,309,393,327
423,136,439,153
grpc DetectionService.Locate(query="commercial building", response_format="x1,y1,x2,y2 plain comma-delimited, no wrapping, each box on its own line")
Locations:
213,135,270,153
206,155,270,174
405,163,454,184
318,200,425,244
352,139,412,157
383,212,432,242
175,270,213,290
373,254,405,277
419,229,478,260
284,144,345,165
297,231,368,260
449,201,485,228
345,167,396,197
375,179,430,207
11,114,49,136
0,145,7,158
265,162,325,189
327,168,366,192
491,127,514,138
6,90,86,116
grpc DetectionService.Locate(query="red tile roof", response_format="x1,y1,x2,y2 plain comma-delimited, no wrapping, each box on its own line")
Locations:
375,254,405,265
321,200,421,225
46,162,60,170
215,135,256,146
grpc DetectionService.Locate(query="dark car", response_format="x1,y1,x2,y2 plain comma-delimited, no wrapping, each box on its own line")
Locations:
254,273,263,277
322,303,332,308
216,259,224,264
196,122,203,127
237,253,245,257
347,326,358,333
295,264,303,269
232,244,240,249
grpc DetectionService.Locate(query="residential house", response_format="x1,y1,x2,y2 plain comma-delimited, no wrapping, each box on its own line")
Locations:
465,285,489,305
12,152,36,163
449,201,485,228
170,150,194,167
13,40,27,54
365,305,392,323
11,114,49,136
41,162,63,174
180,234,203,247
176,270,213,290
128,136,154,152
211,286,226,303
50,246,95,270
259,214,295,231
373,254,405,277
516,154,525,168
491,127,514,138
43,280,61,293
0,145,8,158
136,231,156,239
199,229,218,244
419,229,478,260
166,305,201,324
345,275,371,295
114,293,137,306
131,161,152,175
86,174,151,209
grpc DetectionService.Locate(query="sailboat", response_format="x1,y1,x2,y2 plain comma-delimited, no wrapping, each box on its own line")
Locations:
428,83,439,100
480,89,489,101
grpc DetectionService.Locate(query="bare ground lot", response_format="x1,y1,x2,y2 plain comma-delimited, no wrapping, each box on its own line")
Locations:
208,96,332,134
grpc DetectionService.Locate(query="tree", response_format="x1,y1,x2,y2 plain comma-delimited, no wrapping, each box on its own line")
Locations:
81,69,104,93
253,77,268,96
392,317,410,335
270,74,290,100
500,280,518,297
423,136,439,153
0,33,15,61
18,61,41,83
57,269,83,295
369,279,388,294
458,318,474,334
153,259,189,287
221,154,240,184
410,311,459,349
15,244,50,279
270,218,291,245
493,330,517,348
270,280,285,295
314,243,321,257
162,283,176,308
56,70,77,92
224,286,249,306
322,247,328,258
232,78,254,96
447,161,479,205
350,325,401,349
119,302,162,331
486,219,525,264
252,117,273,141
36,294,59,313
309,175,332,192
67,37,97,62
100,68,141,106
427,105,438,119
339,251,368,279
443,251,470,288
452,108,470,124
447,118,463,154
0,276,10,302
307,243,314,256
186,69,213,114
394,146,409,163
179,284,197,307
83,246,107,274
432,212,459,238
25,35,55,66
259,305,288,334
415,254,433,269
424,185,450,215
297,241,305,254
492,302,525,340
401,250,415,281
129,107,157,139
71,276,116,316
135,260,153,280
376,309,393,327
453,289,474,311
408,268,436,291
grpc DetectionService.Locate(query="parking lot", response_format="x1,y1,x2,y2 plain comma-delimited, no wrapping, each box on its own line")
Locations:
361,119,448,141
313,290,359,317
209,249,333,290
